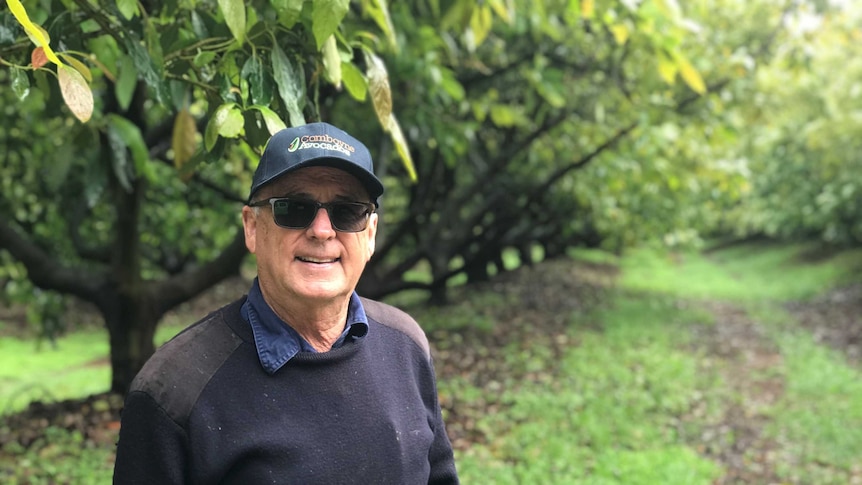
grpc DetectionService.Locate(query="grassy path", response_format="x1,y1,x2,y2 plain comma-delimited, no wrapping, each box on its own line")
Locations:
428,243,862,484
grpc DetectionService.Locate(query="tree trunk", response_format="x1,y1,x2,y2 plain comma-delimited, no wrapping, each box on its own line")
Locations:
102,291,160,394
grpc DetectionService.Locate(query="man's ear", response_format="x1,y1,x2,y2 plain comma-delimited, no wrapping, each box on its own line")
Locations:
366,213,378,260
241,206,258,254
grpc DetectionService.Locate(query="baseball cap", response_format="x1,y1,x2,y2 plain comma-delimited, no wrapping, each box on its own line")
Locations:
248,122,384,205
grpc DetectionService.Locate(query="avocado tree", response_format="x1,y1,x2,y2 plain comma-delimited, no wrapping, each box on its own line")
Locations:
349,0,791,301
0,0,406,393
725,2,862,244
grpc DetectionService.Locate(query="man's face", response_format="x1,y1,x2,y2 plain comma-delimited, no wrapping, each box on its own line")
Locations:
242,166,378,308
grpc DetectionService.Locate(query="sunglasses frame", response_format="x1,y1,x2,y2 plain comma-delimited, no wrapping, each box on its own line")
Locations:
249,197,376,233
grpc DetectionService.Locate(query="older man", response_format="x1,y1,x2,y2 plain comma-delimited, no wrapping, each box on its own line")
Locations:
113,122,459,484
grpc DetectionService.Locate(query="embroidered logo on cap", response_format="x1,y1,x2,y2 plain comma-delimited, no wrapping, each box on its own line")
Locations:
287,134,355,156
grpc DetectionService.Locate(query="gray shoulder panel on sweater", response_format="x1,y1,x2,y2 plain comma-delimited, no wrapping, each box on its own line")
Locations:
360,297,430,358
129,309,243,425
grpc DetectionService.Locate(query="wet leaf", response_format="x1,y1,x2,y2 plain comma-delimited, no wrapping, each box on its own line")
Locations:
57,65,93,123
311,0,349,49
387,113,417,182
364,51,391,130
219,0,246,44
341,62,367,101
271,43,306,127
321,35,342,88
107,114,153,182
10,68,30,100
364,0,398,49
250,105,287,136
59,54,92,83
205,103,242,151
242,56,273,106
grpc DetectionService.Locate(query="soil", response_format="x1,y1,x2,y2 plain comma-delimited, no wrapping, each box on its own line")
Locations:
1,259,860,483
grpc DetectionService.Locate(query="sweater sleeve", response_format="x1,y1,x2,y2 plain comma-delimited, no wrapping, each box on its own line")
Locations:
113,390,189,485
427,365,460,485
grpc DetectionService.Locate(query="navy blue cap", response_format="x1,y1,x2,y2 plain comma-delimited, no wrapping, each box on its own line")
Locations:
248,122,384,204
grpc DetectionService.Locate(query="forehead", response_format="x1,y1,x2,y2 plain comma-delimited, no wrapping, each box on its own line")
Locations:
264,166,368,199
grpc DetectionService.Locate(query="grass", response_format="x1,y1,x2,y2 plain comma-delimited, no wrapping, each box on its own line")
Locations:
621,241,862,301
447,241,862,484
0,322,186,416
750,305,862,484
451,295,723,484
0,330,109,416
2,240,862,483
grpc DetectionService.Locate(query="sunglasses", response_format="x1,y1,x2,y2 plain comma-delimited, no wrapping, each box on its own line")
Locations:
249,197,375,232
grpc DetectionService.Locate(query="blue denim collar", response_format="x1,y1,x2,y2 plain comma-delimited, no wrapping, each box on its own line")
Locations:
241,278,369,374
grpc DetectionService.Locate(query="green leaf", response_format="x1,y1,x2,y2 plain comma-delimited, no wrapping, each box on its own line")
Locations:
272,0,304,28
321,35,342,88
311,0,349,49
271,43,306,127
341,61,367,101
193,51,217,68
250,105,287,135
106,114,152,182
106,119,135,192
169,80,187,113
122,34,168,103
439,67,465,101
218,106,244,137
116,0,138,20
363,0,398,49
242,55,273,106
10,68,30,100
489,104,521,127
441,0,473,31
205,103,242,151
115,55,138,111
487,0,511,23
469,4,493,48
191,11,210,38
387,113,417,182
219,0,246,44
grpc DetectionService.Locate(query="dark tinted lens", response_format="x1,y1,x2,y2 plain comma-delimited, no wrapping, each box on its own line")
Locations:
272,199,317,228
329,202,370,232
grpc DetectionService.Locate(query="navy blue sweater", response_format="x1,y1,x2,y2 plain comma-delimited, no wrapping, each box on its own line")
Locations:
113,298,458,484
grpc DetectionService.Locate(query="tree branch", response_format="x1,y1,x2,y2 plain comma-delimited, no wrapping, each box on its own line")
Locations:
0,218,105,302
151,227,249,314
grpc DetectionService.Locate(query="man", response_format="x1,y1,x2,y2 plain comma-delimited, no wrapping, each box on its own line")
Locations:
113,122,459,484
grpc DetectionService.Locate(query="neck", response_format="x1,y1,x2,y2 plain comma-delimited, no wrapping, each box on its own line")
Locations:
262,290,350,352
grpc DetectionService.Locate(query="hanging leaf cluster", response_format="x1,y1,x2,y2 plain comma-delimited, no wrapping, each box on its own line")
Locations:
2,0,413,180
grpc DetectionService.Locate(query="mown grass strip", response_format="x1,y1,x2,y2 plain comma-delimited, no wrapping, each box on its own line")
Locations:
750,305,862,485
452,295,722,484
0,323,185,415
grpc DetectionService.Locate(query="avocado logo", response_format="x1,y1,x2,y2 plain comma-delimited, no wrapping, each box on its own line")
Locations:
288,137,301,152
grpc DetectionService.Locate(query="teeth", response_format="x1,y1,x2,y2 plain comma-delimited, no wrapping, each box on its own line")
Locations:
298,256,337,263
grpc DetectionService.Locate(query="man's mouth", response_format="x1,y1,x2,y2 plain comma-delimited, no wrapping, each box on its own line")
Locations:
296,256,339,264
